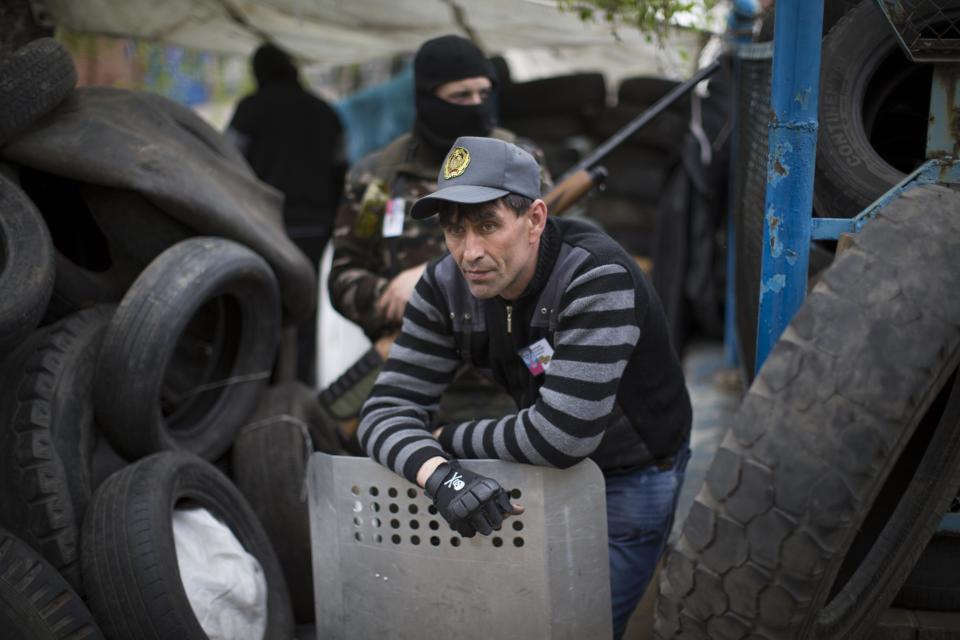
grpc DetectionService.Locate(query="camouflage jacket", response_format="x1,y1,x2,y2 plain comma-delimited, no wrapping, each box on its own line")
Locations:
329,129,552,340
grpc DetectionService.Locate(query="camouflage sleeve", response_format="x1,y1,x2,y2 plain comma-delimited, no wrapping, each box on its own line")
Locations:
515,136,554,194
328,154,392,341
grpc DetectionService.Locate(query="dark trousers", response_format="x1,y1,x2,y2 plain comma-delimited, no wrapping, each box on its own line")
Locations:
606,443,691,639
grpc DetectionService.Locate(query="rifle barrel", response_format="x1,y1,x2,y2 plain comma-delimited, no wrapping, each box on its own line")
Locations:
558,60,721,182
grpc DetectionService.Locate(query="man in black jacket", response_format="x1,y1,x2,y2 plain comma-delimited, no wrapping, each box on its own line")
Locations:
228,43,346,385
358,136,692,638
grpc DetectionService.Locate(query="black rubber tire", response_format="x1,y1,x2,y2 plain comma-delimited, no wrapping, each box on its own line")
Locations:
893,532,960,611
600,145,672,199
94,237,280,461
80,185,193,267
15,168,148,323
81,451,295,640
587,104,688,154
0,38,76,145
232,382,332,623
0,170,54,355
500,72,607,117
137,92,249,167
655,185,960,639
0,306,124,592
814,1,958,217
617,76,684,111
499,113,588,140
0,526,104,640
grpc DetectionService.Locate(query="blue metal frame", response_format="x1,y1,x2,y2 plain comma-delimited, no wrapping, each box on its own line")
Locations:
753,0,825,373
751,4,960,532
811,158,960,240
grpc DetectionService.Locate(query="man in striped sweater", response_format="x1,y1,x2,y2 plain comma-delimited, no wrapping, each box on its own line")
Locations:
357,136,692,638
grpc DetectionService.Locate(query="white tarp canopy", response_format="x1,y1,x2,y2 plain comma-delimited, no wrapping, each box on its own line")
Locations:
44,0,718,79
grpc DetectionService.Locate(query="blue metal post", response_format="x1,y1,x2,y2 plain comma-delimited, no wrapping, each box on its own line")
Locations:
722,0,760,369
753,0,824,374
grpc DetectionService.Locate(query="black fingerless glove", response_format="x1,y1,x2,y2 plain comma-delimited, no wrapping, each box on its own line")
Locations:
424,461,515,538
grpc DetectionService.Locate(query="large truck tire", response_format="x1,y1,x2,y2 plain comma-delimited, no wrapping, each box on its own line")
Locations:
655,185,960,639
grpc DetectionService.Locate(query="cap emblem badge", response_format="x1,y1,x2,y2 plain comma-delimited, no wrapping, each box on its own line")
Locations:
443,146,470,179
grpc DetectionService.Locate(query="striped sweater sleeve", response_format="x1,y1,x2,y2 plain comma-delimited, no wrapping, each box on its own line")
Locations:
438,263,640,468
356,271,461,483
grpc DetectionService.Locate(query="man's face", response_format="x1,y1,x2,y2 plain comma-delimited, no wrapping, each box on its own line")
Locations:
435,76,493,106
441,199,544,300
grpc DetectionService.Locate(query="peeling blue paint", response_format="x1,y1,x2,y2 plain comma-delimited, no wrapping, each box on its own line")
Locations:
755,0,822,374
767,141,792,186
765,206,784,258
760,274,787,296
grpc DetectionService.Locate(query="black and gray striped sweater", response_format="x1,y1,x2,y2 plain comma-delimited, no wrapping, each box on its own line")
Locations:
358,217,691,484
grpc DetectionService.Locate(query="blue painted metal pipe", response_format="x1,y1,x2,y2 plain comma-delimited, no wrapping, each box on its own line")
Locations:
753,0,825,374
722,0,760,369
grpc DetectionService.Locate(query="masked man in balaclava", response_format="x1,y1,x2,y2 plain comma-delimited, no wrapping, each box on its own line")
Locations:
324,35,550,430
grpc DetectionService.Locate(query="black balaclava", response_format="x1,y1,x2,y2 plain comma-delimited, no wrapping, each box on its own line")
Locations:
413,35,498,152
252,43,298,87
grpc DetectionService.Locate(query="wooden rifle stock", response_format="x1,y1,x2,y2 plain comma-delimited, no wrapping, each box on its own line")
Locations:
542,165,608,216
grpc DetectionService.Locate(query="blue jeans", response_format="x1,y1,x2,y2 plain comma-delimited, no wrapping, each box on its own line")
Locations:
605,445,690,639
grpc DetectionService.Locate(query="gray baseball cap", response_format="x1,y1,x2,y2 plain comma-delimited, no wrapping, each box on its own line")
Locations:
410,136,541,219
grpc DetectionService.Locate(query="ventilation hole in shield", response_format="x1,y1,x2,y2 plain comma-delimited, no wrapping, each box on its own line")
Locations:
411,535,421,545
409,520,420,530
388,487,398,498
408,504,419,515
371,518,381,528
513,537,524,548
353,516,362,527
372,502,381,512
390,519,400,529
512,520,523,531
389,503,399,514
391,534,401,544
430,536,441,546
354,532,362,542
429,520,439,531
451,537,461,547
351,485,360,495
407,488,418,499
369,487,379,497
510,488,522,500
492,537,503,547
374,534,383,544
428,505,438,515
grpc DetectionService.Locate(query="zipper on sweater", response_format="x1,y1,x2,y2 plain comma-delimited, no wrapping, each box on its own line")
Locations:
506,303,513,334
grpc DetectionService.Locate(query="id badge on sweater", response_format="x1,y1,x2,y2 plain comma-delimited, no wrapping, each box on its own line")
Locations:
382,197,405,238
518,338,554,376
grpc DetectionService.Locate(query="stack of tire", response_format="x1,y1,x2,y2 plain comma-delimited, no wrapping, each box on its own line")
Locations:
497,68,607,190
0,38,339,639
584,76,690,259
655,1,960,638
